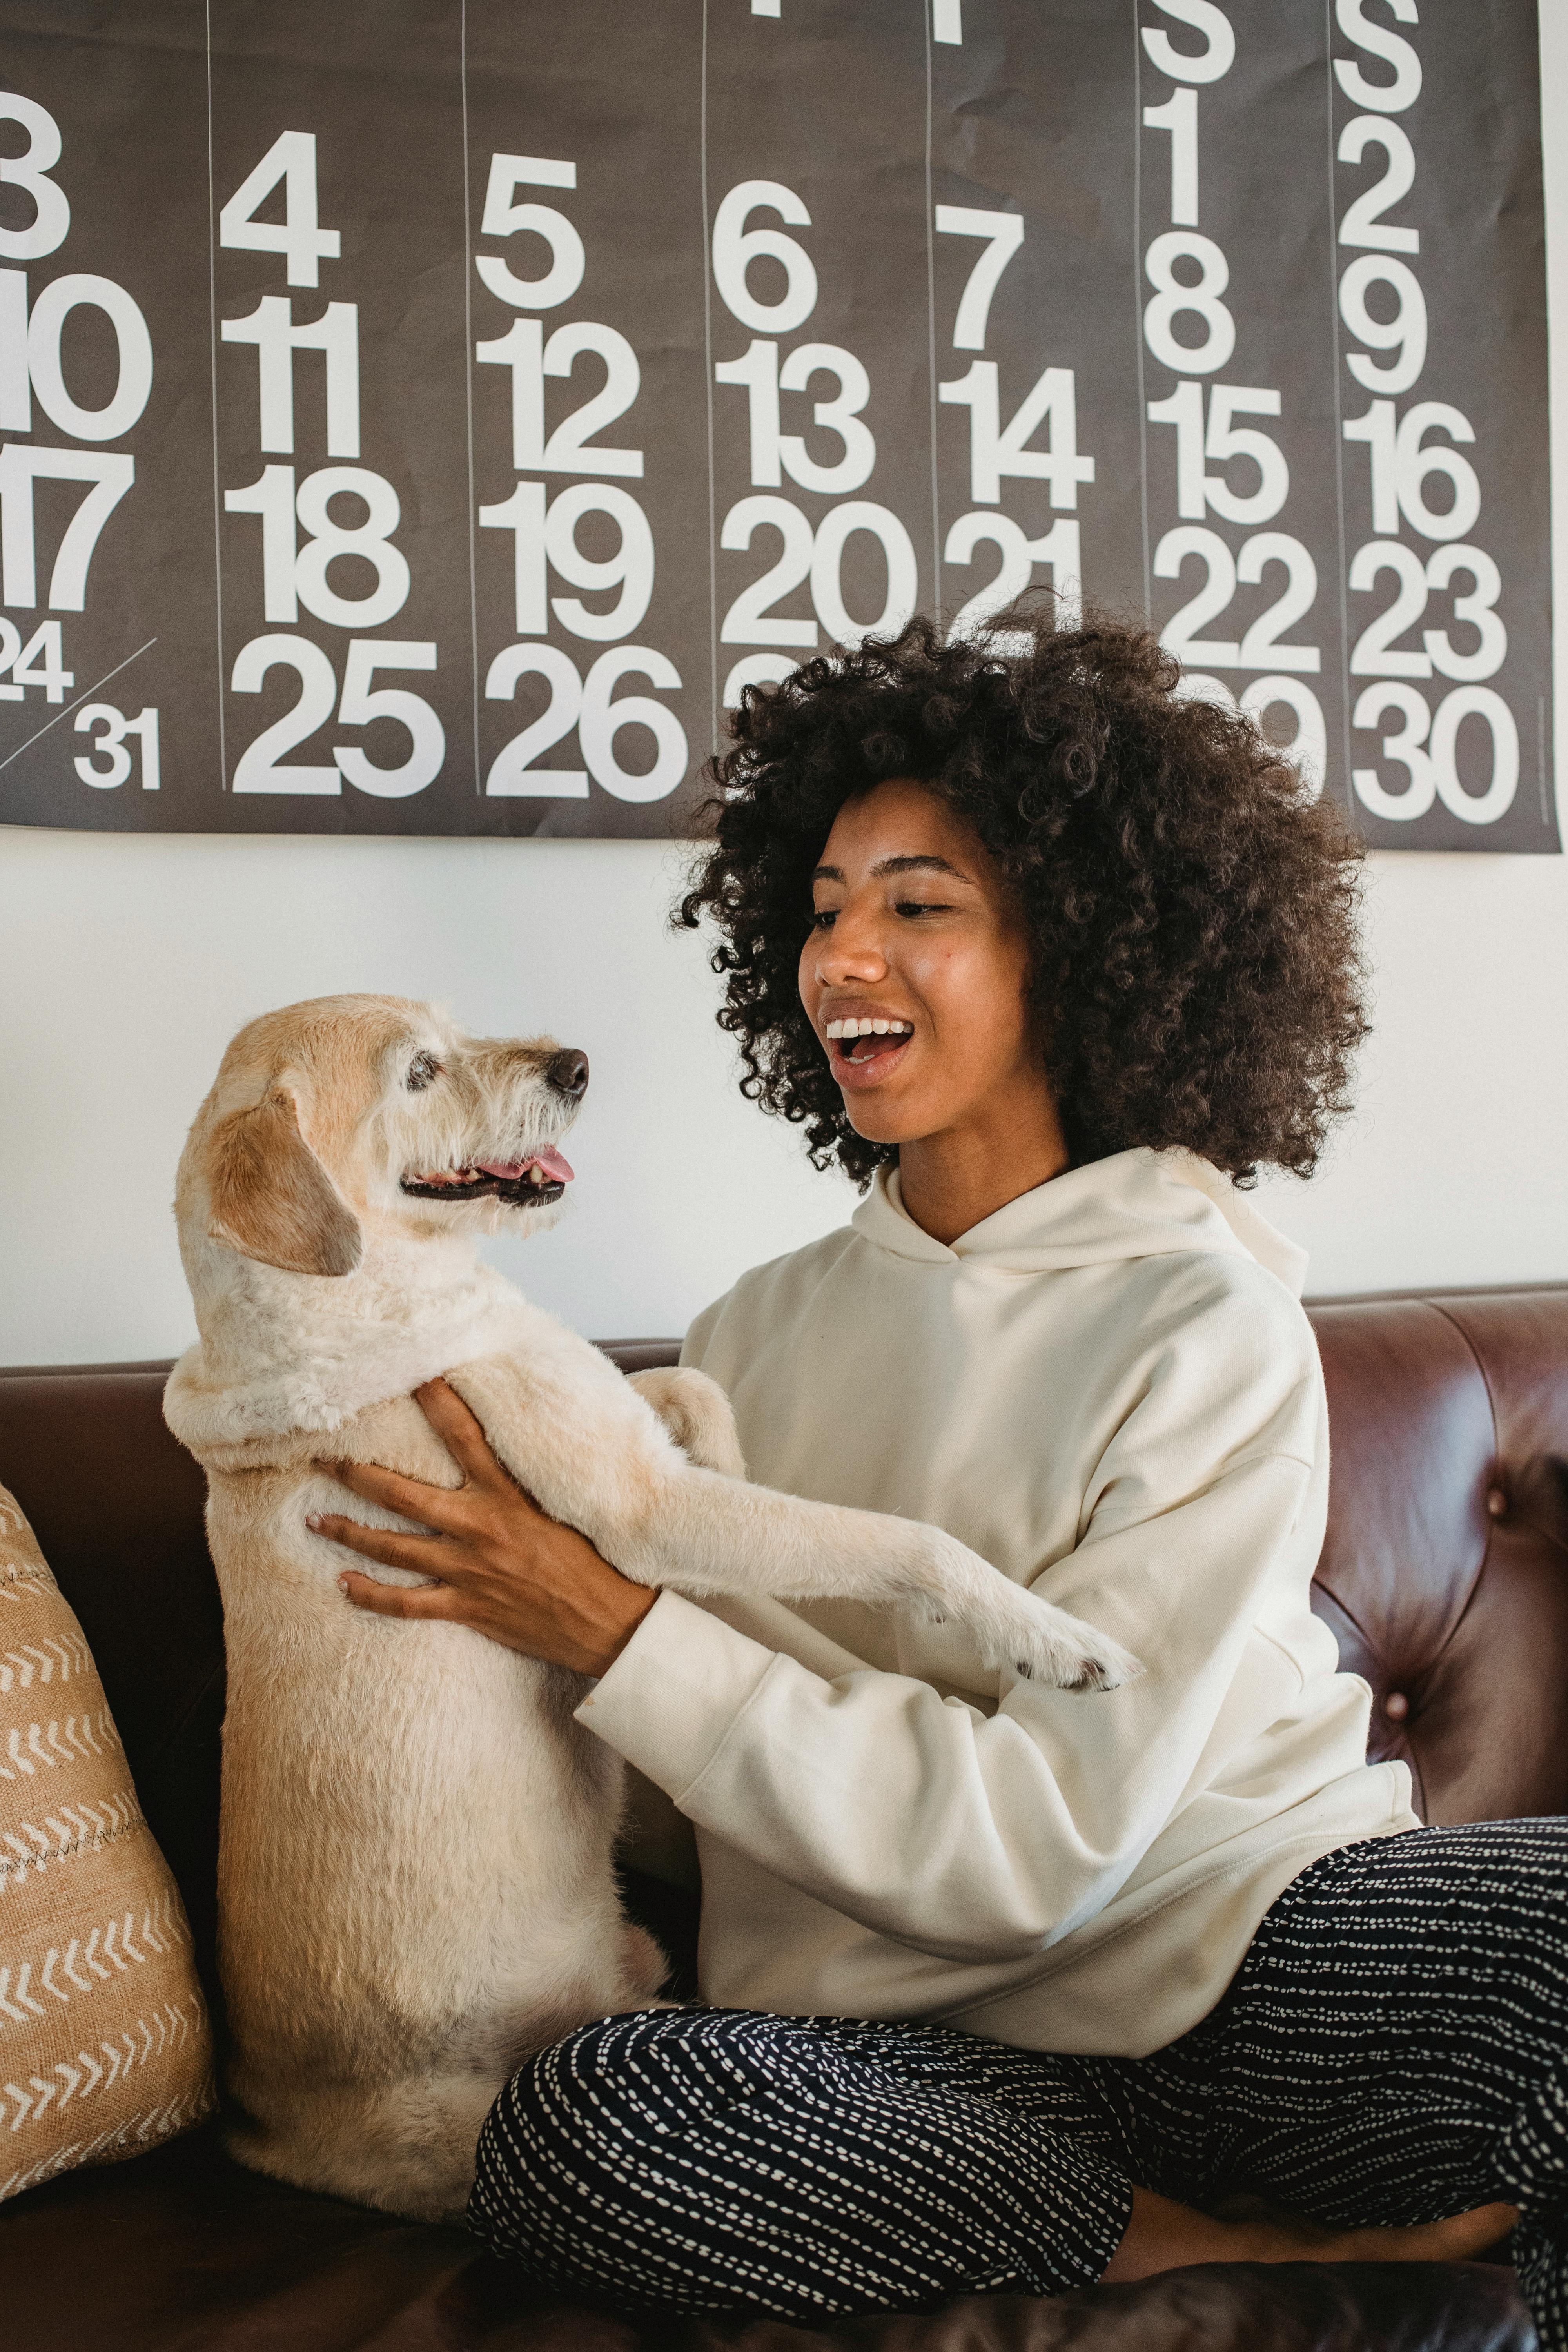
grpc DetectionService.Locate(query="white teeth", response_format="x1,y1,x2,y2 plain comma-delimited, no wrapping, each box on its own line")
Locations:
526,1165,546,1185
826,1016,913,1040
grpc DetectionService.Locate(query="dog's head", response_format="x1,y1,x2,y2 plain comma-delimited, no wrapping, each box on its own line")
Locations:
178,994,588,1280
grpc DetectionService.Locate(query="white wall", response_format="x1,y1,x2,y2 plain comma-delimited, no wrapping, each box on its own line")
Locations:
3,21,1566,1364
0,833,855,1360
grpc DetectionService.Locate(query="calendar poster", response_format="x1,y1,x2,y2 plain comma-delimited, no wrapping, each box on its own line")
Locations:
0,0,1554,849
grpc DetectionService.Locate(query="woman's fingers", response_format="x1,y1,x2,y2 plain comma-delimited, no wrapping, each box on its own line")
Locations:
338,1568,462,1621
414,1377,514,1491
313,1383,514,1541
315,1452,466,1530
307,1508,459,1580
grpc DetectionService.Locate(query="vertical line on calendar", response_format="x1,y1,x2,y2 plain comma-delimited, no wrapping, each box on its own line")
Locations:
461,0,481,793
1131,1,1149,622
701,0,718,753
924,2,942,630
1316,0,1354,818
203,0,227,788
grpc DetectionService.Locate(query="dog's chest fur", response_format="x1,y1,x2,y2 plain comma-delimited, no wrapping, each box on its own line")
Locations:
200,1380,636,2091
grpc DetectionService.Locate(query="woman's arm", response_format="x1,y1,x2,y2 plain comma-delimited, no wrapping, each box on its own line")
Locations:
576,1278,1330,1964
577,1445,1318,1963
323,1292,1325,1964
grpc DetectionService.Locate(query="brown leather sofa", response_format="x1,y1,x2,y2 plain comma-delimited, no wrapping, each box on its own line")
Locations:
0,1289,1563,2352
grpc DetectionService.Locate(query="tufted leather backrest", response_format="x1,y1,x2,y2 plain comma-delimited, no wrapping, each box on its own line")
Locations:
0,1294,1564,2000
1306,1290,1568,1827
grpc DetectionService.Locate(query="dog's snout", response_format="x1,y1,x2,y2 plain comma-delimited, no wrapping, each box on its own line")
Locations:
547,1047,590,1100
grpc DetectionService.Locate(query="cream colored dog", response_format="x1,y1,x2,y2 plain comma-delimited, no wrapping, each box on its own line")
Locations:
163,993,1137,2223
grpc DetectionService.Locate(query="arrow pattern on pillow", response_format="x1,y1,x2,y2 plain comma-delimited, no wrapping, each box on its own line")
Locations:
0,1708,123,1775
0,1633,94,1688
0,2079,215,2203
0,1786,143,1893
0,1560,53,1600
0,1892,190,2036
0,1489,216,2200
1,1992,207,2138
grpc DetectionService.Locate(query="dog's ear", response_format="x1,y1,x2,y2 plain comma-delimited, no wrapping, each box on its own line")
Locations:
207,1088,362,1279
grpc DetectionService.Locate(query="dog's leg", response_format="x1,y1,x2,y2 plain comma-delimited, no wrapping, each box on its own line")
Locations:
448,1357,1140,1693
615,1381,1121,1685
607,1469,1142,1691
626,1368,746,1478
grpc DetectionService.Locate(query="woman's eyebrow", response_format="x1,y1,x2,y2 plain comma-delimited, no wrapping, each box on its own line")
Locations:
873,854,969,881
809,854,970,884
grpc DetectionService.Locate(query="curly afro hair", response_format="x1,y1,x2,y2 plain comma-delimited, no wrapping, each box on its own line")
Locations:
678,606,1368,1190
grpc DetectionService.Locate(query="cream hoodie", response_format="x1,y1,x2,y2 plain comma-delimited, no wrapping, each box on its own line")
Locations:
577,1147,1417,2056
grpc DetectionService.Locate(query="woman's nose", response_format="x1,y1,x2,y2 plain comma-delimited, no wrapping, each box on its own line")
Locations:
816,918,887,985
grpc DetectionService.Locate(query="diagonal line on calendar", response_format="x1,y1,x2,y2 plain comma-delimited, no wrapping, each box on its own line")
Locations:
0,638,159,773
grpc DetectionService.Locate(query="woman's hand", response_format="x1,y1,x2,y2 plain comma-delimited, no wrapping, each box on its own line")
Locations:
309,1377,658,1676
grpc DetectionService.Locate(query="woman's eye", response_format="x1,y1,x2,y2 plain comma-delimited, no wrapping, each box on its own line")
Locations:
406,1050,441,1092
895,899,951,919
810,907,838,929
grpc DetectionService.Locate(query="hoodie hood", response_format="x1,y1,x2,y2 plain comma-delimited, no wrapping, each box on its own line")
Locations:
851,1146,1308,1297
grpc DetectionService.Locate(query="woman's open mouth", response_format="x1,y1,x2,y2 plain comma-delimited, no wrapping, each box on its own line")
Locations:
400,1147,575,1207
826,1015,914,1087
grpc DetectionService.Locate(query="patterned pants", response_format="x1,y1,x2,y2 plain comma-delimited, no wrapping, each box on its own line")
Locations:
468,1822,1568,2340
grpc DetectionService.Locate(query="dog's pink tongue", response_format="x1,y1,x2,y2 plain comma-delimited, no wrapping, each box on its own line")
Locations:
476,1148,575,1183
529,1147,575,1184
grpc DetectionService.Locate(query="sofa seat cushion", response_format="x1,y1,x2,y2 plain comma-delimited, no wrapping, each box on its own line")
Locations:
0,2123,1533,2352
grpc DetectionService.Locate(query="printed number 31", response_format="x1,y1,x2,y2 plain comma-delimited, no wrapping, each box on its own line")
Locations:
74,701,160,790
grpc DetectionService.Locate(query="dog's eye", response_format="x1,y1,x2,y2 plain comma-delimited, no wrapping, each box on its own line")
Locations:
406,1050,441,1093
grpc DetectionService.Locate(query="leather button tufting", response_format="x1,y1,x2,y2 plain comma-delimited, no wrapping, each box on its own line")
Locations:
1486,1486,1508,1518
1385,1691,1410,1721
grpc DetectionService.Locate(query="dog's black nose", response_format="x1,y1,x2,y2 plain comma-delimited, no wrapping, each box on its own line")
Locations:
547,1047,590,1098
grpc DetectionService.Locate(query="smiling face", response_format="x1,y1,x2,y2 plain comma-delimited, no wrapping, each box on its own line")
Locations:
797,778,1054,1156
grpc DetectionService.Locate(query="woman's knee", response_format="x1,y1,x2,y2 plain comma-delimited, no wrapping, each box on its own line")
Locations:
530,2003,791,2125
467,2005,781,2263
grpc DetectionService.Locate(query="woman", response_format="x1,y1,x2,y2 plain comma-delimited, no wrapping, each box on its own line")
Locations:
312,615,1561,2335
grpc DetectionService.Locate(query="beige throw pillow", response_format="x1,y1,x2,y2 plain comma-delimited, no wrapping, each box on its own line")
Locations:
0,1481,215,2202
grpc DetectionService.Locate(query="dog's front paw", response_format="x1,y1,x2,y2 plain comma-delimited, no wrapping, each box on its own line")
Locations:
995,1599,1144,1693
1054,1627,1145,1693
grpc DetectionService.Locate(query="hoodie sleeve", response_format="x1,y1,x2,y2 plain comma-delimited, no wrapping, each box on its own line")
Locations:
576,1277,1326,1964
